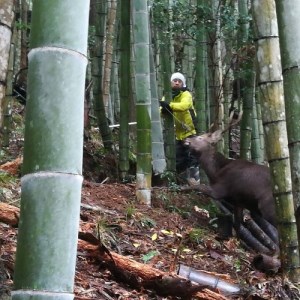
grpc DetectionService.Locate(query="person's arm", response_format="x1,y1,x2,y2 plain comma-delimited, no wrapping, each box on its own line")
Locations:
169,92,192,112
159,96,172,113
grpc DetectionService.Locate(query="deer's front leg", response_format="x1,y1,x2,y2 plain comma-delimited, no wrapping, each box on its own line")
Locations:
233,205,243,237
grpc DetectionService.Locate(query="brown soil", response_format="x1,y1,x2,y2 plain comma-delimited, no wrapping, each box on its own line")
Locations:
0,109,299,299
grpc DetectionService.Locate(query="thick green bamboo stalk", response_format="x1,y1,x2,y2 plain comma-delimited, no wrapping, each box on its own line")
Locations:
195,0,207,135
252,0,300,282
237,0,249,44
12,1,90,299
2,28,15,147
239,67,255,160
207,0,224,153
103,0,117,122
0,0,14,129
110,50,120,122
119,0,131,180
182,1,196,90
90,0,113,150
275,0,300,217
237,0,254,160
251,91,265,164
194,0,209,183
220,2,237,159
275,1,300,274
132,0,152,204
149,44,166,174
158,0,176,173
256,91,265,155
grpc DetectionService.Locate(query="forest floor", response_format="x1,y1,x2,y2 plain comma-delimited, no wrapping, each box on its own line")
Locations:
1,103,300,299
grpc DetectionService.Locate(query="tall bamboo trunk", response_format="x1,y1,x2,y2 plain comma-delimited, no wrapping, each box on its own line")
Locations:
132,0,152,204
118,0,131,180
103,0,117,122
252,0,300,282
0,0,14,130
12,1,90,299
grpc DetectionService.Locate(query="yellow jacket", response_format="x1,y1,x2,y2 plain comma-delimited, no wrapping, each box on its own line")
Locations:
162,90,197,140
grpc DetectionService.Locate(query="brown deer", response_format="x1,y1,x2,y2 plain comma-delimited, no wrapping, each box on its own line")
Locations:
185,114,277,235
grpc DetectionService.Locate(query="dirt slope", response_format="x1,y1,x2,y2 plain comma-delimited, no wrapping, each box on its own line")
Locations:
0,104,299,299
1,173,299,299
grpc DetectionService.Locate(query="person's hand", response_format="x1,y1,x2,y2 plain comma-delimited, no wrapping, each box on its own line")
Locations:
159,101,172,113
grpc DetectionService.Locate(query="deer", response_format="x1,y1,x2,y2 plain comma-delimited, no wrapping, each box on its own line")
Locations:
184,113,277,238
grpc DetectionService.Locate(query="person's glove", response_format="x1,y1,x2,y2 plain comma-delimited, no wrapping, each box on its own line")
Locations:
159,101,172,113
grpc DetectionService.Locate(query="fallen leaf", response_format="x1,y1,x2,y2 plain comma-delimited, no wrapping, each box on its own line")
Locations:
161,229,174,236
151,233,158,241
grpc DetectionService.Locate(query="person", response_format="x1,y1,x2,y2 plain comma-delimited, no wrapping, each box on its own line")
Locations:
159,72,199,183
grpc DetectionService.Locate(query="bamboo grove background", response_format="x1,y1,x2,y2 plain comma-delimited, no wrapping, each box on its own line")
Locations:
2,0,300,287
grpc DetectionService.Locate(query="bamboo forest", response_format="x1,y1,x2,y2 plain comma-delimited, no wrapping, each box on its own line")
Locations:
1,0,300,299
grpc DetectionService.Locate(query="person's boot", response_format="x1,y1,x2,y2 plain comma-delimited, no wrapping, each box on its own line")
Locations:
187,166,200,185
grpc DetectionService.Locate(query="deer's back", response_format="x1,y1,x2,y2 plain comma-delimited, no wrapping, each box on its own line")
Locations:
210,159,276,225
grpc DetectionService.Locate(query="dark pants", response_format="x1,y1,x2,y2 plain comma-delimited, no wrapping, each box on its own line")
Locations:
176,139,198,173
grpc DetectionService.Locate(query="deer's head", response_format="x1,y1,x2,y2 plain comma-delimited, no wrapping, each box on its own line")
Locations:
184,131,223,154
184,111,243,154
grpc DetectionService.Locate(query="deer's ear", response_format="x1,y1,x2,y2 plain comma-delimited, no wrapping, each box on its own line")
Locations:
210,130,222,144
